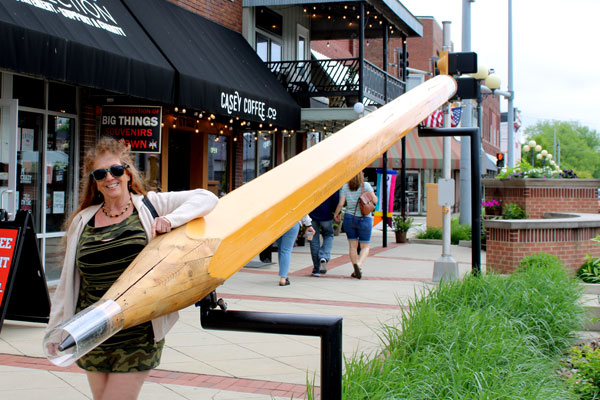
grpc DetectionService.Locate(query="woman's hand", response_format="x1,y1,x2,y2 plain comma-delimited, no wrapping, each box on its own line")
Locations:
334,213,341,223
305,226,316,236
152,216,172,236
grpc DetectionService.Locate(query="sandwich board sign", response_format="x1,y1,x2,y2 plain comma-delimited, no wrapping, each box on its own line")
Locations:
0,210,51,332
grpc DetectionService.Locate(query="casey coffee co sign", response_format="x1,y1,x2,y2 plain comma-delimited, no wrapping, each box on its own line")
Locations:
101,106,162,153
220,90,279,123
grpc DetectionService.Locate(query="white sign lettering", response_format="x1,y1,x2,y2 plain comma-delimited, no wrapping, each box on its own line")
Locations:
0,257,10,268
0,238,13,250
220,90,277,122
15,0,126,37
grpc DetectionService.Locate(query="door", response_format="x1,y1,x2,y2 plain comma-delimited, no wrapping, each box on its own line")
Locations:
394,171,420,214
0,100,18,218
168,130,191,191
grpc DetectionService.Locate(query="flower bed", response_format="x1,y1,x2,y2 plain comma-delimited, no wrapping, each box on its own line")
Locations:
483,178,600,219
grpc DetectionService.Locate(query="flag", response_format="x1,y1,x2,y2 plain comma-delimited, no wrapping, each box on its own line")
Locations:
423,109,443,127
423,106,462,128
450,106,462,127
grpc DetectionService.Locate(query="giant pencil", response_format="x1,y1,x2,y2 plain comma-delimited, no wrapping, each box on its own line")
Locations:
44,75,457,365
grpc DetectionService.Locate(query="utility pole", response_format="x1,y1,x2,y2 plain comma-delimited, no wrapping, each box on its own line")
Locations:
507,0,515,168
459,0,474,225
433,21,459,282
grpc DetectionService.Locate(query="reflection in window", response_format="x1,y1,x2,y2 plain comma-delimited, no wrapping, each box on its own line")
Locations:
256,33,282,63
208,134,228,196
17,111,43,232
242,132,273,183
257,133,273,175
242,132,256,184
133,153,161,191
45,116,75,232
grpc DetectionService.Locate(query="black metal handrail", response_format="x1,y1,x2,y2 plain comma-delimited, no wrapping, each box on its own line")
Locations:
198,292,343,399
266,58,405,107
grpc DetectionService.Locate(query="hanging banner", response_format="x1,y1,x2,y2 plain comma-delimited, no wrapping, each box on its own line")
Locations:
100,105,162,153
374,169,397,227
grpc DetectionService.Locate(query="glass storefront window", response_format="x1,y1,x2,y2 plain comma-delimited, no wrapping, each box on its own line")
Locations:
242,132,256,183
46,115,75,232
134,153,162,191
208,134,228,196
48,82,77,114
283,134,297,161
17,111,43,232
242,131,273,183
13,75,45,109
257,133,273,175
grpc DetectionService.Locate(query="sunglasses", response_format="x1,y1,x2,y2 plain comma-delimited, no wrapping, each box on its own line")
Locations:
90,164,129,181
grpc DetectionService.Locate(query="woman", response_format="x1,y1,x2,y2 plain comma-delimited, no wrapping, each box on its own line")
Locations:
334,172,375,279
276,216,314,286
47,137,218,400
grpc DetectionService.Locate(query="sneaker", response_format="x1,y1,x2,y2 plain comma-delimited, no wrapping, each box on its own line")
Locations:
311,267,321,277
319,258,328,274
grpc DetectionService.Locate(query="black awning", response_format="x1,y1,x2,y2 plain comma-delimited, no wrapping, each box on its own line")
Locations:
0,0,175,103
123,0,301,130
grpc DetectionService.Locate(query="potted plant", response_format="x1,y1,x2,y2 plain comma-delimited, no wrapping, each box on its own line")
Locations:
392,215,413,243
481,199,502,216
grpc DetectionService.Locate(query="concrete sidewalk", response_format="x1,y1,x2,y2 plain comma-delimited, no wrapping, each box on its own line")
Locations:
0,219,480,399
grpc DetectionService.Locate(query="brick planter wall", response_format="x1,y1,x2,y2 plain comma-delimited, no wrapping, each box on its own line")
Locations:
485,213,600,274
483,178,600,219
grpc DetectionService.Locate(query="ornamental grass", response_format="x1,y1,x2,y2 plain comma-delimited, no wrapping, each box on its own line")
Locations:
342,253,584,399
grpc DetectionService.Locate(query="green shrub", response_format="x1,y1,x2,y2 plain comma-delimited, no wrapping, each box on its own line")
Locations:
416,226,442,240
450,218,471,244
577,254,600,284
342,252,584,399
561,343,600,399
502,202,528,219
415,219,472,245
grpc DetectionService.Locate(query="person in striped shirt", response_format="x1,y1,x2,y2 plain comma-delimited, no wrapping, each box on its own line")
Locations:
333,171,375,279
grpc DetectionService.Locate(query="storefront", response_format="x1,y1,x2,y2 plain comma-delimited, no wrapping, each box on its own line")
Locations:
0,0,300,282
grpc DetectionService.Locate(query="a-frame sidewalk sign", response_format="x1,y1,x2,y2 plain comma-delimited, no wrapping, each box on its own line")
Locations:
0,210,51,332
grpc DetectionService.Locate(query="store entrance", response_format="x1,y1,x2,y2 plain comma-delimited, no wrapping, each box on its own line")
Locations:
168,130,191,191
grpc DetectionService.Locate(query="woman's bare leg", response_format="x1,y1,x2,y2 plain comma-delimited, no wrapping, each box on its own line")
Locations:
348,240,359,265
87,370,150,400
357,243,370,268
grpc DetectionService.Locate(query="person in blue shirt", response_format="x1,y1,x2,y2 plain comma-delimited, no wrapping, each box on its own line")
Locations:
309,190,340,276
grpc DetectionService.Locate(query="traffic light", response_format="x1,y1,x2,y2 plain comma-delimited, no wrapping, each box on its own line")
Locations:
496,153,505,168
399,50,409,69
435,51,478,76
436,51,449,75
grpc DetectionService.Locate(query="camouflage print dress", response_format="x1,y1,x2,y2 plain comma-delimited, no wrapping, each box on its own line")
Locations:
75,210,164,372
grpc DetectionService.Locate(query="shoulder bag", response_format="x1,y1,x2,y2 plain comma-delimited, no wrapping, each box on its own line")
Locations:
356,183,378,216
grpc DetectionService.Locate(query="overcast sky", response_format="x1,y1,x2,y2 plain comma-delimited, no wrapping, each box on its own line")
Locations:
399,0,600,135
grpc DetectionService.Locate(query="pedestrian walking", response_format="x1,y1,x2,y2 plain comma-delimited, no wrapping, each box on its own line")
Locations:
334,171,376,279
309,190,339,276
276,216,314,286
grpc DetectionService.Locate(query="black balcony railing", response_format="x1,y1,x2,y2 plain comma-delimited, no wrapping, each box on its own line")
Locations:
266,58,405,108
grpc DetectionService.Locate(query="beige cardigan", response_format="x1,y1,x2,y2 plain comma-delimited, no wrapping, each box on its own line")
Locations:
46,189,218,341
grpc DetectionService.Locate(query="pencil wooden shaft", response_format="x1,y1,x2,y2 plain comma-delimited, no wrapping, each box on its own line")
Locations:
102,75,457,329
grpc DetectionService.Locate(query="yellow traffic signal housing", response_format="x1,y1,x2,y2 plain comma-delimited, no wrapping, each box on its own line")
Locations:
437,51,449,75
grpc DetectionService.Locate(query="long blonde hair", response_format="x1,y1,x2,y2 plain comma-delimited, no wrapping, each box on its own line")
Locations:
63,137,148,231
348,171,364,192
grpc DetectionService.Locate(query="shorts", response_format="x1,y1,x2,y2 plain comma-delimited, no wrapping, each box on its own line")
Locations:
343,214,372,243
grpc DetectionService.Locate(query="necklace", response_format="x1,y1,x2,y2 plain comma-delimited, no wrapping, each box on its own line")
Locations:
101,198,132,218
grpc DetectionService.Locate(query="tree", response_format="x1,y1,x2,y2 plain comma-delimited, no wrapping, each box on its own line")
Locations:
523,121,600,178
